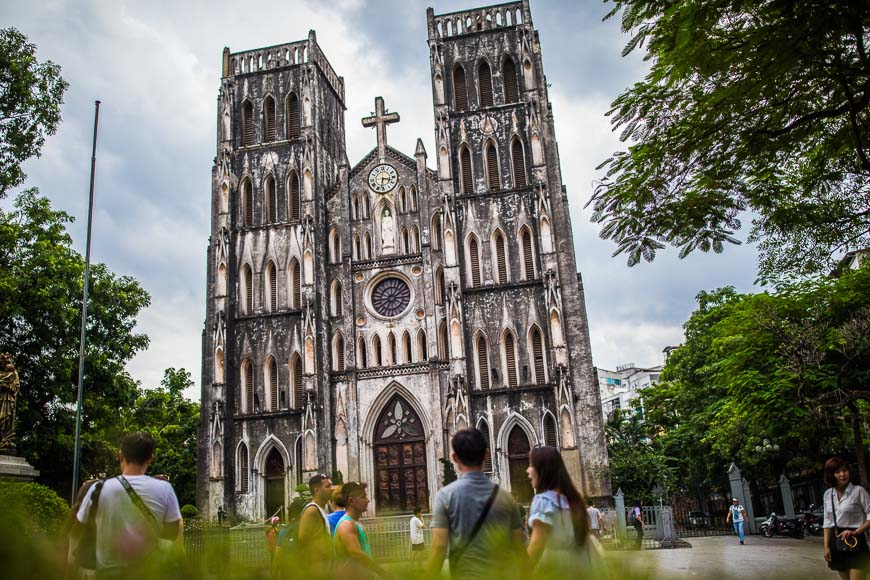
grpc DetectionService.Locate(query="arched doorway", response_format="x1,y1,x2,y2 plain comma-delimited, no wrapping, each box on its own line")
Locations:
373,395,428,513
265,448,285,521
507,425,533,503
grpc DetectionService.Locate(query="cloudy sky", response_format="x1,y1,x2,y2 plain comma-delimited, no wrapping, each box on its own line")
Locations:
2,0,758,399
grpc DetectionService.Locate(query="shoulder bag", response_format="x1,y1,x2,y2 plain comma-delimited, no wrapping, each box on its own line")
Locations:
118,476,164,537
72,480,104,570
449,484,501,574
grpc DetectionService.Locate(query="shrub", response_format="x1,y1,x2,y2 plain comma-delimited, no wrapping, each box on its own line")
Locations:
180,504,199,519
0,481,69,536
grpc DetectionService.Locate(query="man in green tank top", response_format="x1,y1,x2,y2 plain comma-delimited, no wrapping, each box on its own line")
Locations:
333,482,389,578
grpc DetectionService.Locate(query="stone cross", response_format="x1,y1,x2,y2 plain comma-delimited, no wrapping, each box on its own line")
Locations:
362,96,400,161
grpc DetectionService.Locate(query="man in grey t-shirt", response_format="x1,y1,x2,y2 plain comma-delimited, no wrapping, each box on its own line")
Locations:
428,428,526,579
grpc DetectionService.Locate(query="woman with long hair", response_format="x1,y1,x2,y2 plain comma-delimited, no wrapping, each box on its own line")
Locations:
526,446,600,571
823,457,870,579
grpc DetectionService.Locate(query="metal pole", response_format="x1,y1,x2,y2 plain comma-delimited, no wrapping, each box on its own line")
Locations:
71,100,100,504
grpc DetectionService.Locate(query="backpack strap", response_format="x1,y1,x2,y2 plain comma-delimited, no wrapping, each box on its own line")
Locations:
117,476,162,536
450,484,500,571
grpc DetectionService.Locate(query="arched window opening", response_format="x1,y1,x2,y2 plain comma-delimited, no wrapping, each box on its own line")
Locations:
453,66,468,111
503,56,519,103
435,267,445,305
287,93,301,139
479,420,493,472
476,334,490,389
291,354,303,408
243,359,254,413
331,281,343,316
530,326,545,384
478,61,494,107
520,226,535,280
239,443,249,492
357,337,368,369
267,357,278,411
401,227,410,254
266,261,277,312
485,141,500,190
409,186,418,212
373,335,383,367
494,230,508,283
411,226,420,253
242,264,253,314
432,214,443,251
544,413,558,447
330,230,341,263
418,330,428,361
468,236,481,287
504,331,518,388
512,138,527,188
241,100,254,146
265,175,277,224
264,96,276,142
288,172,301,221
242,178,253,227
352,195,360,220
217,262,227,296
289,258,301,308
388,332,397,366
460,147,473,194
353,234,361,260
333,333,345,371
438,320,449,359
402,331,413,364
398,187,407,213
507,426,533,502
215,348,225,383
365,232,373,259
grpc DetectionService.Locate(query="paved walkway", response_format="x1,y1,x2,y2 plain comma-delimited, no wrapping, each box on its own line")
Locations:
613,535,831,579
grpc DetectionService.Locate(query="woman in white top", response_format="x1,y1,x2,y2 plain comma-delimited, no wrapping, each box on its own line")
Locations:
526,446,601,574
823,457,870,579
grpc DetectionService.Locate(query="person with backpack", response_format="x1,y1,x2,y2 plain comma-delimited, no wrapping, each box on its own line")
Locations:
725,498,747,545
427,428,526,579
629,501,644,549
333,481,390,579
298,474,334,572
73,432,182,578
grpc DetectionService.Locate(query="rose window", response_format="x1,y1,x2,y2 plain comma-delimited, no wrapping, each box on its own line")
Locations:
371,277,411,317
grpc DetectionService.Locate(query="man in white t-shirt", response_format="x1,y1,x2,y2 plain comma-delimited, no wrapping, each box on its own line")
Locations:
587,501,606,538
409,506,426,565
725,497,747,545
75,432,182,575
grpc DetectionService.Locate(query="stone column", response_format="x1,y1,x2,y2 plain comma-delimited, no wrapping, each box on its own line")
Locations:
779,474,796,519
614,488,626,538
728,463,757,533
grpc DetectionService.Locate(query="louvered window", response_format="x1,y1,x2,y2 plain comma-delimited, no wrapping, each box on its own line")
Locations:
521,227,535,280
469,237,481,287
292,355,303,407
505,333,518,388
335,334,345,371
268,358,278,411
288,173,301,221
531,327,545,383
480,421,493,472
486,142,500,190
544,414,557,447
241,100,254,146
333,282,342,316
495,232,507,283
264,96,276,142
477,335,490,389
460,148,473,193
242,180,253,227
287,93,301,139
245,362,254,413
267,262,277,311
512,139,527,187
265,176,277,223
290,260,300,308
403,332,413,364
503,57,519,103
239,444,249,492
243,265,253,314
454,67,468,111
478,62,494,107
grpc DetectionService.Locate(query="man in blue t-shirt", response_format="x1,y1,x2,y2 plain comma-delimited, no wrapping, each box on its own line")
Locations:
725,497,747,544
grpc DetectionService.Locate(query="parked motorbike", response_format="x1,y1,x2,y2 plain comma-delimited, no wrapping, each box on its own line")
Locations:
760,512,805,538
801,504,823,536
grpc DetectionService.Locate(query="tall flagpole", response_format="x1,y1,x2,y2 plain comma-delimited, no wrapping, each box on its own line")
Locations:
71,100,101,504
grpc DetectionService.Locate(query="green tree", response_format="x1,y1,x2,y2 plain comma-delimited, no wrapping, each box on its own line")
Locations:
0,28,68,197
0,189,150,497
604,408,674,503
590,1,870,284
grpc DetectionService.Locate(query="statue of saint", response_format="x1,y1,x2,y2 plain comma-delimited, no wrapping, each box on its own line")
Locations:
0,354,20,454
381,207,396,253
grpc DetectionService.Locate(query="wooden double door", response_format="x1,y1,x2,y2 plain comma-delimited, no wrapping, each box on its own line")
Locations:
373,395,429,513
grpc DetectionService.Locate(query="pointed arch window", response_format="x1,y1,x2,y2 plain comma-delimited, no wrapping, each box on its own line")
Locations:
387,332,397,366
266,356,278,411
476,333,490,389
330,230,341,263
485,141,500,191
402,331,413,364
503,56,519,103
493,230,508,283
288,172,301,221
291,353,303,408
365,232,373,259
409,186,418,212
520,226,536,280
435,266,445,305
503,331,518,388
453,66,468,111
460,147,473,193
432,214,443,251
478,61,494,107
544,413,558,447
401,227,410,254
289,258,301,308
418,330,428,361
530,325,546,384
239,442,249,492
331,281,343,316
215,348,225,383
264,175,277,224
373,335,383,367
398,187,407,213
241,100,254,146
357,336,368,369
242,359,254,413
242,178,253,227
467,235,481,288
212,441,222,478
333,332,345,371
264,96,276,142
438,320,448,360
241,264,253,314
512,138,527,188
353,234,361,260
287,93,301,139
352,195,360,220
479,419,493,472
411,226,420,253
266,261,277,312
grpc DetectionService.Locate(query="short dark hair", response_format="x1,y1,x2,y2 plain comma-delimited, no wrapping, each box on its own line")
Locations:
414,506,422,515
340,481,367,506
308,474,330,491
824,457,850,487
120,432,155,464
451,428,487,467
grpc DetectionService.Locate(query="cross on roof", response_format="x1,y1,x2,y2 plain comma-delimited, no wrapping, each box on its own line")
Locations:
362,96,400,161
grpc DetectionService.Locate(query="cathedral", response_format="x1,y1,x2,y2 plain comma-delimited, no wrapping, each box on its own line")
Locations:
197,0,611,522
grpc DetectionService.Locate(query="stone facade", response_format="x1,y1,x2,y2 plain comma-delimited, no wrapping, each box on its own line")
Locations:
198,0,610,522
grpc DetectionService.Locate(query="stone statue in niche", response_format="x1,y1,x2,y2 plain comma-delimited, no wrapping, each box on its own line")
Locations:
381,207,396,253
0,354,20,454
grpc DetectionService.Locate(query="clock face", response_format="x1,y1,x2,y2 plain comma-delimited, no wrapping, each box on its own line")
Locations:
368,164,398,193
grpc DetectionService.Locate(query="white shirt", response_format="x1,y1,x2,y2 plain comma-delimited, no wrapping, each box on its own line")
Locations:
730,505,745,523
76,475,181,569
823,484,870,529
587,506,601,530
410,516,424,544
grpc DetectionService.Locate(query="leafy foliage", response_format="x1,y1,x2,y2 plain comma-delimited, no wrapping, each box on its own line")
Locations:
0,189,151,498
0,481,68,536
604,408,674,502
591,0,870,284
0,28,68,197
